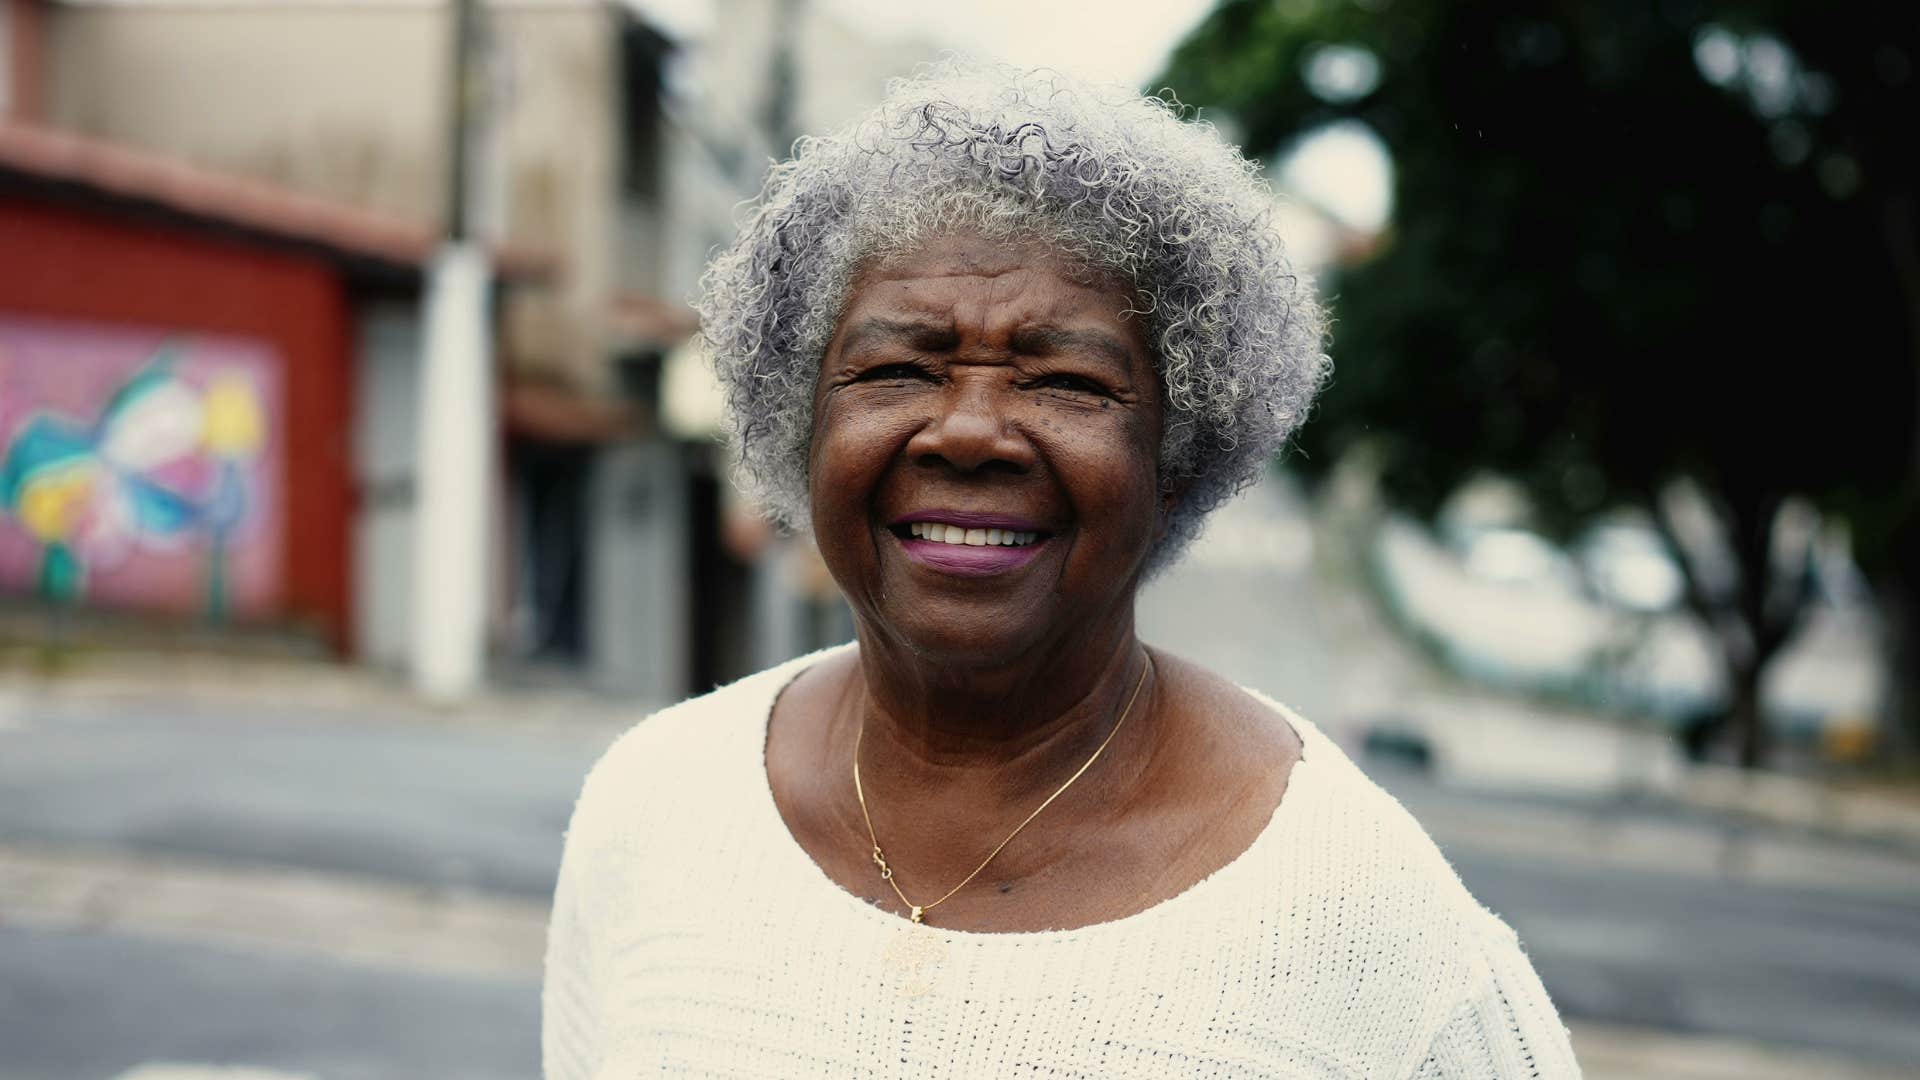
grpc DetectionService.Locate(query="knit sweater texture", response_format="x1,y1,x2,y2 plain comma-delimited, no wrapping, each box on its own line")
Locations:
543,645,1583,1079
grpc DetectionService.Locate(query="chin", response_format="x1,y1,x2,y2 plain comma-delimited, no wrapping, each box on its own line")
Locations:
858,607,1059,671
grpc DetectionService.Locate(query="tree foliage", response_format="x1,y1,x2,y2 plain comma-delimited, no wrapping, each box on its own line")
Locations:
1160,0,1919,764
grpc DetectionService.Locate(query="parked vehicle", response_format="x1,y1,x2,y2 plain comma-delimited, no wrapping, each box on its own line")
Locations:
1371,511,1882,752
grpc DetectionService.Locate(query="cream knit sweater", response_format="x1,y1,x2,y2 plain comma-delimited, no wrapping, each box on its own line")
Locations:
543,645,1582,1079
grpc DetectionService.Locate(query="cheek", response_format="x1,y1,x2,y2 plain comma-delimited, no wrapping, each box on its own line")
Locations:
1043,415,1164,539
1065,444,1162,530
807,398,919,520
1064,403,1160,490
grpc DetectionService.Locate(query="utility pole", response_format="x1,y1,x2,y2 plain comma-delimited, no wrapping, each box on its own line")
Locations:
410,0,495,701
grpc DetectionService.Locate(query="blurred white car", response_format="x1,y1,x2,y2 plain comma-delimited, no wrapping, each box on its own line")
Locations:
1575,523,1686,614
1371,513,1883,748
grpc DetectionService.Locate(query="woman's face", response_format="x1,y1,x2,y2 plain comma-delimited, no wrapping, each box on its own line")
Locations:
809,231,1165,666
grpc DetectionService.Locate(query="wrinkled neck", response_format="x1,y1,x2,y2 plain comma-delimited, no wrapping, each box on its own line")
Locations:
845,611,1150,808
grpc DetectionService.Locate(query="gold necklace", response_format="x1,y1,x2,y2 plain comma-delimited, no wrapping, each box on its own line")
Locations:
853,651,1154,925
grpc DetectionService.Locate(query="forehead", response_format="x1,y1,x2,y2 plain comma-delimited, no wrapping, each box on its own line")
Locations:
840,233,1139,332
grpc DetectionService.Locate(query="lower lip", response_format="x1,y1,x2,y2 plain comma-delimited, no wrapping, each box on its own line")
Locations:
896,535,1048,577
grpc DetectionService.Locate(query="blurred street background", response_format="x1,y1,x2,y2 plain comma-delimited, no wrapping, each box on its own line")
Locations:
0,1,1915,1078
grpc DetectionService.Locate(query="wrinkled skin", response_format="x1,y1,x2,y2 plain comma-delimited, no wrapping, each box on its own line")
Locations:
812,233,1164,700
765,232,1301,933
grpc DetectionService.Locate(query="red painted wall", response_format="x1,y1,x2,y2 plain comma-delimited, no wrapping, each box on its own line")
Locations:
0,194,355,651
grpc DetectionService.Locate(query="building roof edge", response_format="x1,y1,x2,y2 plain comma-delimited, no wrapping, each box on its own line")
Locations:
0,121,558,282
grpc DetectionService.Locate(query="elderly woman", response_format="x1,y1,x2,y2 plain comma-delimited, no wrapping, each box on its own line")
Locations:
544,62,1580,1078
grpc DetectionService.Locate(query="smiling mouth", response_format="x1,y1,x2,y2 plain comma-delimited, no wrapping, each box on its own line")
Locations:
895,521,1044,547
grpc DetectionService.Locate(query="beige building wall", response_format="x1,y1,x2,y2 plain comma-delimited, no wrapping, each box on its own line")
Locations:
657,0,939,305
44,0,628,387
47,5,449,223
1,1,14,119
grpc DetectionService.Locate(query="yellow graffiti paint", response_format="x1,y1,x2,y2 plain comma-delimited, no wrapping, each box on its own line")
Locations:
202,375,264,457
18,465,96,543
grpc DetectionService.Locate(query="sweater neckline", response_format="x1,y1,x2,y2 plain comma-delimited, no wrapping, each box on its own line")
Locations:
746,642,1330,945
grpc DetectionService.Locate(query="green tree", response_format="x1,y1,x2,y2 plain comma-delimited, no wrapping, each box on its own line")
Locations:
1161,0,1918,767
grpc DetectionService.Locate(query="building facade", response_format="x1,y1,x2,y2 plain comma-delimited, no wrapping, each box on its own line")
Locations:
4,0,937,698
0,121,551,654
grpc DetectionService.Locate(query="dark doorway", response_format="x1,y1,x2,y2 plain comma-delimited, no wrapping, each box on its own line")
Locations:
512,438,593,663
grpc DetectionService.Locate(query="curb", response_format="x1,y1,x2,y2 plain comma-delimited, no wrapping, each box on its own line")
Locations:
0,651,652,739
1569,1021,1916,1080
0,844,548,981
1665,764,1920,856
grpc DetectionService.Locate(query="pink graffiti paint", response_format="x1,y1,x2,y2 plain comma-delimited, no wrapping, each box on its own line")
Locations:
0,314,286,620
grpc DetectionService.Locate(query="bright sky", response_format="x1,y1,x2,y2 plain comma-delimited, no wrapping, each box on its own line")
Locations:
630,0,1394,244
630,0,1217,88
816,0,1218,88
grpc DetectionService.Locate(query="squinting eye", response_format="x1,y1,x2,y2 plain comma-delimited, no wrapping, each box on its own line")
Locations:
1037,373,1108,396
859,363,932,382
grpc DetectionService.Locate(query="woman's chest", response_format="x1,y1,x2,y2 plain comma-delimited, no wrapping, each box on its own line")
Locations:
589,904,1378,1080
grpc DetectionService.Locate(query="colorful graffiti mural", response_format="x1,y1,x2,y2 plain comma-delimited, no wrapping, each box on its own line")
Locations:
0,316,283,620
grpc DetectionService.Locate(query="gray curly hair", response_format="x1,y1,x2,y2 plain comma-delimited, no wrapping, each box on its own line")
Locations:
697,59,1329,572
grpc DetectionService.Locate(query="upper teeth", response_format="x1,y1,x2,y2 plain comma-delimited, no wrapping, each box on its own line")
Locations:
907,522,1039,546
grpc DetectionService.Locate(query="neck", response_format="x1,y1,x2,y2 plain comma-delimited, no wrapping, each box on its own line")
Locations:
843,609,1150,809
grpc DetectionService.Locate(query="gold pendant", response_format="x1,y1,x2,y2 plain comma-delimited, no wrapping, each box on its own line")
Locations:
881,922,949,999
910,905,925,924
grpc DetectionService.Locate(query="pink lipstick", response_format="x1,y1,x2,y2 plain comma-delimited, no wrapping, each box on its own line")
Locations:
888,511,1053,577
896,535,1049,576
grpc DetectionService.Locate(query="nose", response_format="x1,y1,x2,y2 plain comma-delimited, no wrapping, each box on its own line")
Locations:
906,375,1034,475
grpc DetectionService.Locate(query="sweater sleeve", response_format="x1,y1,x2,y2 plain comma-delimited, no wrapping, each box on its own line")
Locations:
1407,917,1583,1079
542,819,602,1080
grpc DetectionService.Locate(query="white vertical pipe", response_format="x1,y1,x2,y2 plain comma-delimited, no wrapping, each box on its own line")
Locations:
410,241,493,700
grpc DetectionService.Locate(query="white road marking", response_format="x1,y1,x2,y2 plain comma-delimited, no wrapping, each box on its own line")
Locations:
0,687,29,731
114,1067,317,1080
0,845,547,979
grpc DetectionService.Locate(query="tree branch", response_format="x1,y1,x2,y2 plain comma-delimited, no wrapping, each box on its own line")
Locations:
1650,489,1733,642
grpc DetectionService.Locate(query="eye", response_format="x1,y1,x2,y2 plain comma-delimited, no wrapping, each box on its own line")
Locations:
857,362,935,383
1034,372,1110,396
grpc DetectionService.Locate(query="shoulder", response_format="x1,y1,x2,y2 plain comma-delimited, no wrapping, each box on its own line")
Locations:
1146,647,1481,940
1413,914,1583,1076
1151,649,1477,928
1153,649,1304,763
563,645,846,854
1265,704,1494,956
1234,698,1577,1073
552,646,853,933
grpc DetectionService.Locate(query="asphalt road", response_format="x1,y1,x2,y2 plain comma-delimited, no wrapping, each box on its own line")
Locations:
0,697,601,900
1381,769,1920,1068
1,925,537,1080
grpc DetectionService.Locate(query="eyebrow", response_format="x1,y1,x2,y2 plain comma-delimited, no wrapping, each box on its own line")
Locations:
1008,326,1138,372
836,318,1138,373
835,317,958,358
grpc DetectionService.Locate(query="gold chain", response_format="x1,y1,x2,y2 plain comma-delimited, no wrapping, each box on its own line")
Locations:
853,651,1154,925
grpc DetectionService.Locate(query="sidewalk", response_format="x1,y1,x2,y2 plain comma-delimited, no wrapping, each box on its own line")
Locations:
0,643,651,741
1343,681,1920,862
1569,1024,1915,1080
